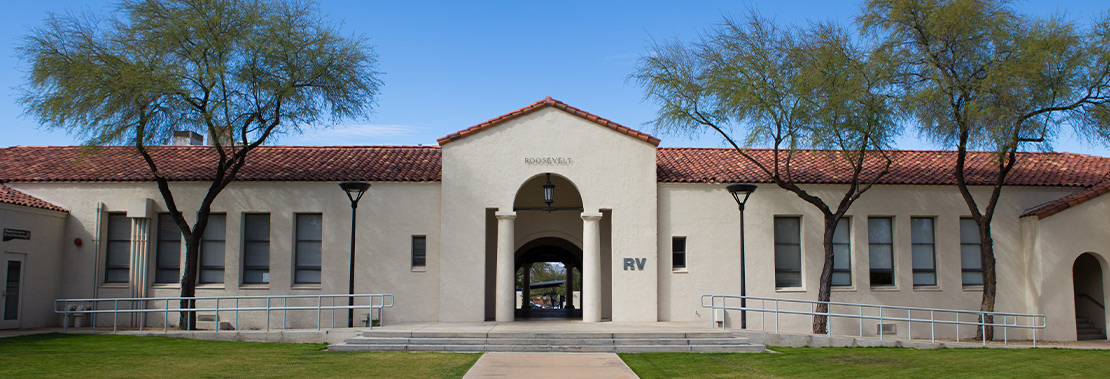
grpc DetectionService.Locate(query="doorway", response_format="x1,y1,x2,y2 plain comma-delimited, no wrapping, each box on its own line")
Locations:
1073,253,1106,340
1,253,26,329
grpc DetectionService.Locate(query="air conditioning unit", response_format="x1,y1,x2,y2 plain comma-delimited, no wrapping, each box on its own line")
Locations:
877,323,897,335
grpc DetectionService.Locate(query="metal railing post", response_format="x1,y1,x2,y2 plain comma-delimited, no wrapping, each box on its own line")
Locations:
981,312,986,346
113,299,119,333
266,298,271,332
165,299,169,332
61,300,69,333
283,297,287,329
923,308,932,342
878,306,883,341
317,296,322,331
214,298,220,334
775,300,779,334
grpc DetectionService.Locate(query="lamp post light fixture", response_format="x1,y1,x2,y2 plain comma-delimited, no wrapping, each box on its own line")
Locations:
726,183,757,329
542,173,555,212
340,181,371,328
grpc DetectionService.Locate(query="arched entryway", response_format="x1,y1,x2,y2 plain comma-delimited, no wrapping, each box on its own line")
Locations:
485,173,611,323
1073,253,1107,340
515,237,582,319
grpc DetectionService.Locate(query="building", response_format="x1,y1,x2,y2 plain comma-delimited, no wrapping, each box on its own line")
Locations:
0,97,1107,341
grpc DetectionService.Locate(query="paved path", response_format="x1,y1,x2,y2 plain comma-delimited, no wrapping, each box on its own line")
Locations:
463,352,638,379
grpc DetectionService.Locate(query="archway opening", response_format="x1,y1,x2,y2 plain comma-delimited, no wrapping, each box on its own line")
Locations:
515,237,582,320
1073,253,1107,340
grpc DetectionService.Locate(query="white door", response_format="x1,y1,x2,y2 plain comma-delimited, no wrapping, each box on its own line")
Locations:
0,253,26,329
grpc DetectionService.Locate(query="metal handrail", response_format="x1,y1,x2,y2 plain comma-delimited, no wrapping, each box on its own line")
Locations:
1076,293,1105,310
701,294,1046,347
55,293,394,334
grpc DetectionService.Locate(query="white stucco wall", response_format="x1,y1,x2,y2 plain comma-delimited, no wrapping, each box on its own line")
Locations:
658,182,1075,340
7,180,441,329
440,107,658,322
0,203,67,329
1025,194,1110,341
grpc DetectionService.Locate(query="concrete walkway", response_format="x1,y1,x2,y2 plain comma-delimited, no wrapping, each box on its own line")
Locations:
463,352,638,379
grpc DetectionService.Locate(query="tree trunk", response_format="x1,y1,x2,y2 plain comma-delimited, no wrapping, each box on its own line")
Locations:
976,225,997,341
178,233,202,330
813,216,837,334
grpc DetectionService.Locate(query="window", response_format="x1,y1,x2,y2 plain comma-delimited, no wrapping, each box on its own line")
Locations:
104,213,131,284
832,218,851,287
411,235,427,268
295,213,323,285
911,217,936,286
242,214,270,284
868,217,894,287
155,213,181,284
199,214,226,284
774,217,802,288
960,218,983,286
672,237,686,270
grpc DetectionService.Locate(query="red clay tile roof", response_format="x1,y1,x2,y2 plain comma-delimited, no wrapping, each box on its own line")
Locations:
1,145,1107,194
0,184,67,212
1021,177,1110,219
437,97,662,146
657,148,1110,187
0,145,441,183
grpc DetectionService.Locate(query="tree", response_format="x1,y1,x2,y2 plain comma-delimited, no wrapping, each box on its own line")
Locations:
634,13,902,333
861,0,1110,340
19,0,381,329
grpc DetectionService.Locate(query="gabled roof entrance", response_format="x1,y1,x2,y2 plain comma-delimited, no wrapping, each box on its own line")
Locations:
436,97,661,146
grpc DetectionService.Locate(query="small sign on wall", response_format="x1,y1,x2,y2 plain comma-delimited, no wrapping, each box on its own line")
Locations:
3,228,30,242
623,258,647,271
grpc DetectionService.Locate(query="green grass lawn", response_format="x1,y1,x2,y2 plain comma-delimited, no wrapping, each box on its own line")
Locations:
0,333,479,378
620,346,1110,378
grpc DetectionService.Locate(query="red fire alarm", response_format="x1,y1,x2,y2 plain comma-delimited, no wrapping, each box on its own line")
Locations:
74,238,83,246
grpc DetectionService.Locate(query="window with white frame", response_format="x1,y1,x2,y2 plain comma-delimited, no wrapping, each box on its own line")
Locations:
242,213,270,284
199,214,226,284
672,237,686,270
911,217,936,286
774,216,802,288
960,218,983,286
412,235,426,268
294,213,323,285
868,217,894,287
154,213,181,284
104,213,131,284
832,218,851,287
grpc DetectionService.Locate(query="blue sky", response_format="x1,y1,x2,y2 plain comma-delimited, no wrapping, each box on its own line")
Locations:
1,1,1108,156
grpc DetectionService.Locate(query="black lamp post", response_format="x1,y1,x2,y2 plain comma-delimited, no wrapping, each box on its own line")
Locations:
543,173,555,212
726,183,757,329
340,181,371,327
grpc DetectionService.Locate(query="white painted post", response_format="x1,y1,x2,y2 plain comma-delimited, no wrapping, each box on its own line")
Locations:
582,212,603,323
495,211,517,322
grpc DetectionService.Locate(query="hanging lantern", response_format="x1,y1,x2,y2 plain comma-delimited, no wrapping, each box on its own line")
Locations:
543,173,555,210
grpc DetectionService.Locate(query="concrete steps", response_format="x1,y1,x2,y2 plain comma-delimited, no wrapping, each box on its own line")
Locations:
329,330,766,353
1076,318,1106,341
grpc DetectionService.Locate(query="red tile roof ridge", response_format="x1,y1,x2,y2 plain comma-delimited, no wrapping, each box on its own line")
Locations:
0,183,67,212
657,146,1101,156
437,97,662,146
1021,173,1110,219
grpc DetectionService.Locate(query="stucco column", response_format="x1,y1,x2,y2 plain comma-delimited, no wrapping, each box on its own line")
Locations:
520,261,531,310
495,211,517,322
564,263,575,310
582,212,603,322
